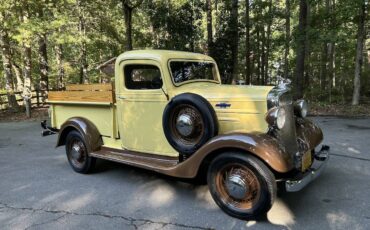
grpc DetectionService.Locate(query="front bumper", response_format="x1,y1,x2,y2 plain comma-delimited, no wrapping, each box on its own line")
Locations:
285,145,330,192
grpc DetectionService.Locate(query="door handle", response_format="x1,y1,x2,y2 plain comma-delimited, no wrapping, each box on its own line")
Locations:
118,96,126,100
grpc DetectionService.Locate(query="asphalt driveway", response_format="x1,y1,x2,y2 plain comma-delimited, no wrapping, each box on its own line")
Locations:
0,117,369,230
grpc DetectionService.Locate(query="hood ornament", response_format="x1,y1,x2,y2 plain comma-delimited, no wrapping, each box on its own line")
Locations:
277,76,292,89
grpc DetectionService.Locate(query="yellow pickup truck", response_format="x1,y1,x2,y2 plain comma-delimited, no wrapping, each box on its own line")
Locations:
42,50,329,220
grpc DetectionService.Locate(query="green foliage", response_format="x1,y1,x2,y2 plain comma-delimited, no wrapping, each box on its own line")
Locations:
0,0,369,104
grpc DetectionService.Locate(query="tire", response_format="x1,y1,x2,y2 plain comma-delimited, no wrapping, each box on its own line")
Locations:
65,130,96,174
163,93,218,156
207,152,276,220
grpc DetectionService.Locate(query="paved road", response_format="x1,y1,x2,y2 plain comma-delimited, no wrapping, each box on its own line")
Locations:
0,117,370,230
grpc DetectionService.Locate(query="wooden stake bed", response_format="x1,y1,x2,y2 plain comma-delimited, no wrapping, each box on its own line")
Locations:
48,83,115,104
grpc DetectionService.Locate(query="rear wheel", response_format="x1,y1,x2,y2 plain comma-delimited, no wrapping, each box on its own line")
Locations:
65,130,95,174
207,152,276,220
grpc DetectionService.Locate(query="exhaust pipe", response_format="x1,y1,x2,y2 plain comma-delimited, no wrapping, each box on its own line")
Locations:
41,120,58,137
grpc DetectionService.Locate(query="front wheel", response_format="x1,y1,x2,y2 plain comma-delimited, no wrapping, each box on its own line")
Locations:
207,152,276,220
65,130,96,174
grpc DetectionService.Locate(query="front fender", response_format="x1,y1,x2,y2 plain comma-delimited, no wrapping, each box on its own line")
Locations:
57,117,102,152
169,133,295,178
200,133,295,173
169,118,325,178
296,118,323,151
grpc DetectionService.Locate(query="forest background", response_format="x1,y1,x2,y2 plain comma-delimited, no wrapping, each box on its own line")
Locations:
0,0,369,117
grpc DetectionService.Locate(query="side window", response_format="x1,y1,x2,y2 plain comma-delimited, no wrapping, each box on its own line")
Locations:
124,64,163,90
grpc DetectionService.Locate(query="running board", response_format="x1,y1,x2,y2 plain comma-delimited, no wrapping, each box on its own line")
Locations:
90,147,179,172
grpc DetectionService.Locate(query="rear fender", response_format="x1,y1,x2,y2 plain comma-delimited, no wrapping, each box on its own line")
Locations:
57,117,103,152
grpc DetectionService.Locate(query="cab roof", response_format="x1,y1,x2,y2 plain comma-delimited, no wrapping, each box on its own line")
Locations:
116,50,215,63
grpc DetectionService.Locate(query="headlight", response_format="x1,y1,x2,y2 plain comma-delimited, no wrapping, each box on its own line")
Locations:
276,108,286,129
265,107,286,130
294,100,308,118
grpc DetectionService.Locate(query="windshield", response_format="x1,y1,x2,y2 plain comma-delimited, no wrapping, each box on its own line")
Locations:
169,61,218,85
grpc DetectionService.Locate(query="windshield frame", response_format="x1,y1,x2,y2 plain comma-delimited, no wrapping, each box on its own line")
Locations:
167,59,221,87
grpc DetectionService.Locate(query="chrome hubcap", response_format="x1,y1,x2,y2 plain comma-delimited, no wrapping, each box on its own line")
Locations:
225,174,249,200
176,114,194,137
70,143,82,161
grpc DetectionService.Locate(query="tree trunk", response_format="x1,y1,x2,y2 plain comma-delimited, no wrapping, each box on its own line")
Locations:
215,0,219,29
229,0,239,84
190,0,195,52
206,0,213,55
320,43,328,91
23,44,32,118
284,0,291,78
38,33,48,101
123,2,133,51
37,4,48,94
256,30,261,84
264,0,273,85
304,2,311,88
327,0,336,102
12,63,23,92
77,0,88,83
328,43,335,102
166,0,172,44
0,30,19,109
294,0,308,99
320,0,331,92
55,44,65,90
261,27,266,85
352,0,366,105
245,0,251,84
80,44,88,84
121,0,142,51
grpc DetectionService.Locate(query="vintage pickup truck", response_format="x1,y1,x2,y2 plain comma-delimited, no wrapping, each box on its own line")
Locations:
42,50,329,220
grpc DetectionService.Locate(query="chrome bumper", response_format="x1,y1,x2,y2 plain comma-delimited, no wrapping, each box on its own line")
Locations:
285,145,330,192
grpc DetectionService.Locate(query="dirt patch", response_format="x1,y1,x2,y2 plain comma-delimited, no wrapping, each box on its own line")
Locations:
0,107,49,122
309,104,370,117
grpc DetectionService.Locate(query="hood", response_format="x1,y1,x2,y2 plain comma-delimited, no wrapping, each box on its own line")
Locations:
172,83,274,102
170,83,275,134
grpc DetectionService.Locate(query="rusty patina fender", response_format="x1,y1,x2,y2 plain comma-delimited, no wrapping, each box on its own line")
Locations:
56,117,102,153
166,118,323,178
167,133,294,177
295,118,323,152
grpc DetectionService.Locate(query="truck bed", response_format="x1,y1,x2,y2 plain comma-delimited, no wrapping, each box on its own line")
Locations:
48,84,115,103
48,84,119,138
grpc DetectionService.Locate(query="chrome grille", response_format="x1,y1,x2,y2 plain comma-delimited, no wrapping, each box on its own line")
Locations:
267,86,299,156
276,102,298,156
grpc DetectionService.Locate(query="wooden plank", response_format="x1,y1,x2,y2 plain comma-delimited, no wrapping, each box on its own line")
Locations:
66,84,113,91
48,91,114,103
0,92,22,97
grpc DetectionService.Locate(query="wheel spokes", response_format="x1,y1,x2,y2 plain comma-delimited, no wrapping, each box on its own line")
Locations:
216,164,261,210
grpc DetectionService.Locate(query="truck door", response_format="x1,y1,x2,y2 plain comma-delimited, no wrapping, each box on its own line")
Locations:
117,60,178,157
